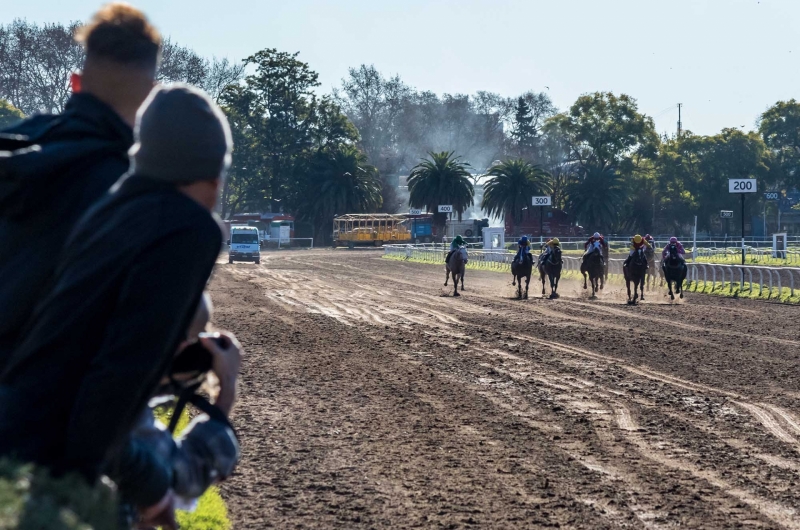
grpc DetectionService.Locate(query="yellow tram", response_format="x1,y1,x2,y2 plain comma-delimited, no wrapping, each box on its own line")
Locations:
332,214,412,248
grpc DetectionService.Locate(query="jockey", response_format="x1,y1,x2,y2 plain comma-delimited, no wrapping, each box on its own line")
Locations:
662,236,686,261
644,233,655,249
583,232,607,264
445,234,465,263
515,236,532,265
540,237,561,264
623,234,652,267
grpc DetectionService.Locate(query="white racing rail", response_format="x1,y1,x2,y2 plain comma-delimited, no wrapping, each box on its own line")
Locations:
384,244,800,300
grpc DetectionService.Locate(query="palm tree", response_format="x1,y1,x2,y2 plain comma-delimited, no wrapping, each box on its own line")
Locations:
407,152,474,228
303,144,382,242
481,159,551,224
564,164,626,234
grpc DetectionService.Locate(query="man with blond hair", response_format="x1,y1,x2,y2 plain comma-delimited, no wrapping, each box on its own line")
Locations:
0,3,160,367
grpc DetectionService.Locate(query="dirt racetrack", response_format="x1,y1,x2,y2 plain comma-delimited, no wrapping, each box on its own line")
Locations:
212,249,800,529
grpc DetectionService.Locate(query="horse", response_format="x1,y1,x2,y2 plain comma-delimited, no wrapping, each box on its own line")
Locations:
581,250,605,299
511,252,533,299
661,244,688,300
623,248,649,304
444,246,468,296
538,247,563,299
644,245,659,290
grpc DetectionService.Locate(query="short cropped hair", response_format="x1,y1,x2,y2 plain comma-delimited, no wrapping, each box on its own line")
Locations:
75,3,161,69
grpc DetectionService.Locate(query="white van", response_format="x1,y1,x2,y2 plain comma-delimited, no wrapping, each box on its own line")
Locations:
228,226,261,264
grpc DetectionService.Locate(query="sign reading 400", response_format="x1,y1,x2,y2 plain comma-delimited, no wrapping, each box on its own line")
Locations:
728,179,757,193
437,205,453,213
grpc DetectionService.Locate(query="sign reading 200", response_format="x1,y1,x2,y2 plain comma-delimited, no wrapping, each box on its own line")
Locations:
728,179,757,193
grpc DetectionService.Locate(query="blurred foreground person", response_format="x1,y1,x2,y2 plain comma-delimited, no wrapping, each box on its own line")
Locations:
0,85,230,506
110,294,241,529
0,3,160,367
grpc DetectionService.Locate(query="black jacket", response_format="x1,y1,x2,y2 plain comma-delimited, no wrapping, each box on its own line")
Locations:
0,175,222,483
0,93,132,366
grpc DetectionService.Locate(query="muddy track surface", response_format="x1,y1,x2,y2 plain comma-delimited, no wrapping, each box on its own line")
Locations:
212,249,800,529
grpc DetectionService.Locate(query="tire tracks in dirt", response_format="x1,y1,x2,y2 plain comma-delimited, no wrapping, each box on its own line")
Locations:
216,252,800,528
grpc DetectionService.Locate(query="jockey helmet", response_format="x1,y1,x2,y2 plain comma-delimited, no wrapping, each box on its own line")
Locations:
633,234,643,244
453,235,464,244
551,237,560,246
645,234,652,240
593,232,601,239
669,236,678,244
519,236,529,244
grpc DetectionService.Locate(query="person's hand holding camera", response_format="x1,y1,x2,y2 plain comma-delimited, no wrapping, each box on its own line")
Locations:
137,489,177,529
199,331,241,416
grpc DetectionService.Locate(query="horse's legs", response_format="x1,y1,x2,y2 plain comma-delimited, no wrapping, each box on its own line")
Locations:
517,276,522,299
461,271,465,291
582,271,588,290
453,273,460,296
541,270,546,295
524,275,530,299
626,280,632,303
668,280,675,300
444,266,450,286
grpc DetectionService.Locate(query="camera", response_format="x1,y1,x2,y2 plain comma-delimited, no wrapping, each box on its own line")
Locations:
170,333,230,377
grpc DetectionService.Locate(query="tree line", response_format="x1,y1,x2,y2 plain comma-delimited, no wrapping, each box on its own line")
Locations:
2,20,799,240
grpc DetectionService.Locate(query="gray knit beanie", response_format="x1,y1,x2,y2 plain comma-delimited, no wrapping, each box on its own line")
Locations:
129,83,232,183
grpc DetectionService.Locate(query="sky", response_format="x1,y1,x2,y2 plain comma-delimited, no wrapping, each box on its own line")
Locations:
2,0,798,136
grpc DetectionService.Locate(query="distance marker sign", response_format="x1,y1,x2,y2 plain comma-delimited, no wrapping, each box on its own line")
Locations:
409,208,422,215
438,205,453,213
720,210,733,219
728,179,757,193
532,196,551,206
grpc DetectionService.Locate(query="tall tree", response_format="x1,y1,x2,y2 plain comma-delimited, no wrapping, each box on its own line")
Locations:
0,20,83,115
407,151,474,228
564,165,627,233
0,99,24,130
238,49,321,211
759,99,800,189
510,96,536,156
481,159,551,224
545,92,658,176
0,20,242,114
219,84,269,218
297,144,382,242
654,130,772,233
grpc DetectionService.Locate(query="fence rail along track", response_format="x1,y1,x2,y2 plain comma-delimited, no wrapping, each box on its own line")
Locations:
383,244,800,301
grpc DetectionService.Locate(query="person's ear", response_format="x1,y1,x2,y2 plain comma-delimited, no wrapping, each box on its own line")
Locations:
70,72,82,93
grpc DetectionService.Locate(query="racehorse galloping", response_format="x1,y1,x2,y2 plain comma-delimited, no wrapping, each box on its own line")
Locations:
511,252,533,299
581,251,604,299
624,248,649,304
644,245,658,290
539,247,563,299
444,246,468,296
661,243,688,300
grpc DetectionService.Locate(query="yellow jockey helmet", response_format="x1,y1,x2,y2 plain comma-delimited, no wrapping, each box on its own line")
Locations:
633,234,643,244
551,237,560,246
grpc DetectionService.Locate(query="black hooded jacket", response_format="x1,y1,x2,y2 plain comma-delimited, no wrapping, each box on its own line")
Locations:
0,93,132,366
0,175,223,483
